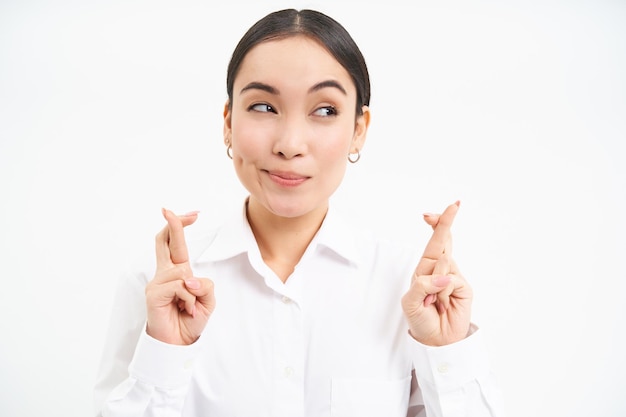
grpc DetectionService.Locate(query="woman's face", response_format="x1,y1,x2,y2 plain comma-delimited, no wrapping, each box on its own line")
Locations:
224,35,369,219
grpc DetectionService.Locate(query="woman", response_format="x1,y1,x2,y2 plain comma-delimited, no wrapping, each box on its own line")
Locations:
95,8,502,417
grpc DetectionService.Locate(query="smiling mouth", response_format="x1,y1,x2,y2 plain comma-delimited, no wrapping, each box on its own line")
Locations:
265,170,309,187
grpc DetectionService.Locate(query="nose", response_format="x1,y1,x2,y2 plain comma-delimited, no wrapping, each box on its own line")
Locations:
272,115,308,159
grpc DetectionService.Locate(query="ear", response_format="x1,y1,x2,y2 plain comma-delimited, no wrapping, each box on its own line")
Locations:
351,105,370,153
223,100,232,145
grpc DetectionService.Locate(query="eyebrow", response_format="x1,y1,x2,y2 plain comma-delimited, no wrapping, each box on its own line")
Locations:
308,80,347,95
239,80,347,96
240,82,278,95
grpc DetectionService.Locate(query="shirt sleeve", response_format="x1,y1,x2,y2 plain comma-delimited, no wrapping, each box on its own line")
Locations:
93,261,200,417
407,325,505,417
99,330,201,417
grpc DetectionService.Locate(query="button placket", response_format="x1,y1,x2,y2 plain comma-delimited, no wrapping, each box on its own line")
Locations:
437,363,450,374
272,290,304,416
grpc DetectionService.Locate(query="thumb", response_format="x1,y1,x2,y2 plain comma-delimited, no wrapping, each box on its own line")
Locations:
403,274,451,310
185,278,216,314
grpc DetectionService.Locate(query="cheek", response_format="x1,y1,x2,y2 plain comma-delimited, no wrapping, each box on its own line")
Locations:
232,122,268,161
314,125,354,162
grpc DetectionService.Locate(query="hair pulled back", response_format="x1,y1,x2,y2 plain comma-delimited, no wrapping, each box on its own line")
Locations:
226,9,370,115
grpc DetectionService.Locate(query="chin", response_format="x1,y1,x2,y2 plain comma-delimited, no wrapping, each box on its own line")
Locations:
265,196,327,219
268,203,312,219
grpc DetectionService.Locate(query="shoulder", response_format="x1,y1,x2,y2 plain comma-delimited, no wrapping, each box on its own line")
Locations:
359,231,420,279
324,206,421,279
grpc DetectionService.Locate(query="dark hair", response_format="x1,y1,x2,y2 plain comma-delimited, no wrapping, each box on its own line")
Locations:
226,9,370,115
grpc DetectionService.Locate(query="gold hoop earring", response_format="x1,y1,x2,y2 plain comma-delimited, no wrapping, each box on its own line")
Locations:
348,149,360,163
226,145,233,159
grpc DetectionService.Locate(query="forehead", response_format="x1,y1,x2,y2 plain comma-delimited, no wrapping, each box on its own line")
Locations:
234,35,355,94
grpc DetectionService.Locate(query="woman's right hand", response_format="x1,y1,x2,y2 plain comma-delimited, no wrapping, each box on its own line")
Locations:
145,208,216,345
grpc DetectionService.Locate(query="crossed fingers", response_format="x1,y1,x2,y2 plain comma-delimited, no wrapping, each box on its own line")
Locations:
155,208,197,268
151,209,199,316
415,200,459,277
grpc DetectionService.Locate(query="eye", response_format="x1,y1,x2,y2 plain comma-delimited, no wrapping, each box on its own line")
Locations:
312,106,338,117
249,103,276,113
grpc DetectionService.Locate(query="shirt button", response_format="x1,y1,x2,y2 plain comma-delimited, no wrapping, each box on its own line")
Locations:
284,366,294,378
281,296,292,304
437,363,450,374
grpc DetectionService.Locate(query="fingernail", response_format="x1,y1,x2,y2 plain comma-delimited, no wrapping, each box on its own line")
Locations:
185,279,200,289
454,200,461,207
433,275,451,287
183,211,200,217
423,213,436,217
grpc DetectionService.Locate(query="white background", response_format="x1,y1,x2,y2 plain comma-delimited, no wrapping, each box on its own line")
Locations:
1,0,625,416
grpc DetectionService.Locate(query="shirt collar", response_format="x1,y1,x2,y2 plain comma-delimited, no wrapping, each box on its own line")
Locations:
196,202,254,263
195,199,361,266
311,204,360,266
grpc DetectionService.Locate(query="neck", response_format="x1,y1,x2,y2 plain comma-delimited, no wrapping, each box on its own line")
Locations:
246,198,328,283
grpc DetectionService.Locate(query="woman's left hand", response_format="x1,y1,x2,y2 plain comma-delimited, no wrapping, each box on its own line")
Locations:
401,201,473,346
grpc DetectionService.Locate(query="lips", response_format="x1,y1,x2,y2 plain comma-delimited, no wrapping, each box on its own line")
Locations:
266,170,309,187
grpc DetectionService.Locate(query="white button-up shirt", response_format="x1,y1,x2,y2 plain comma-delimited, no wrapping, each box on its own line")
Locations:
94,203,502,417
